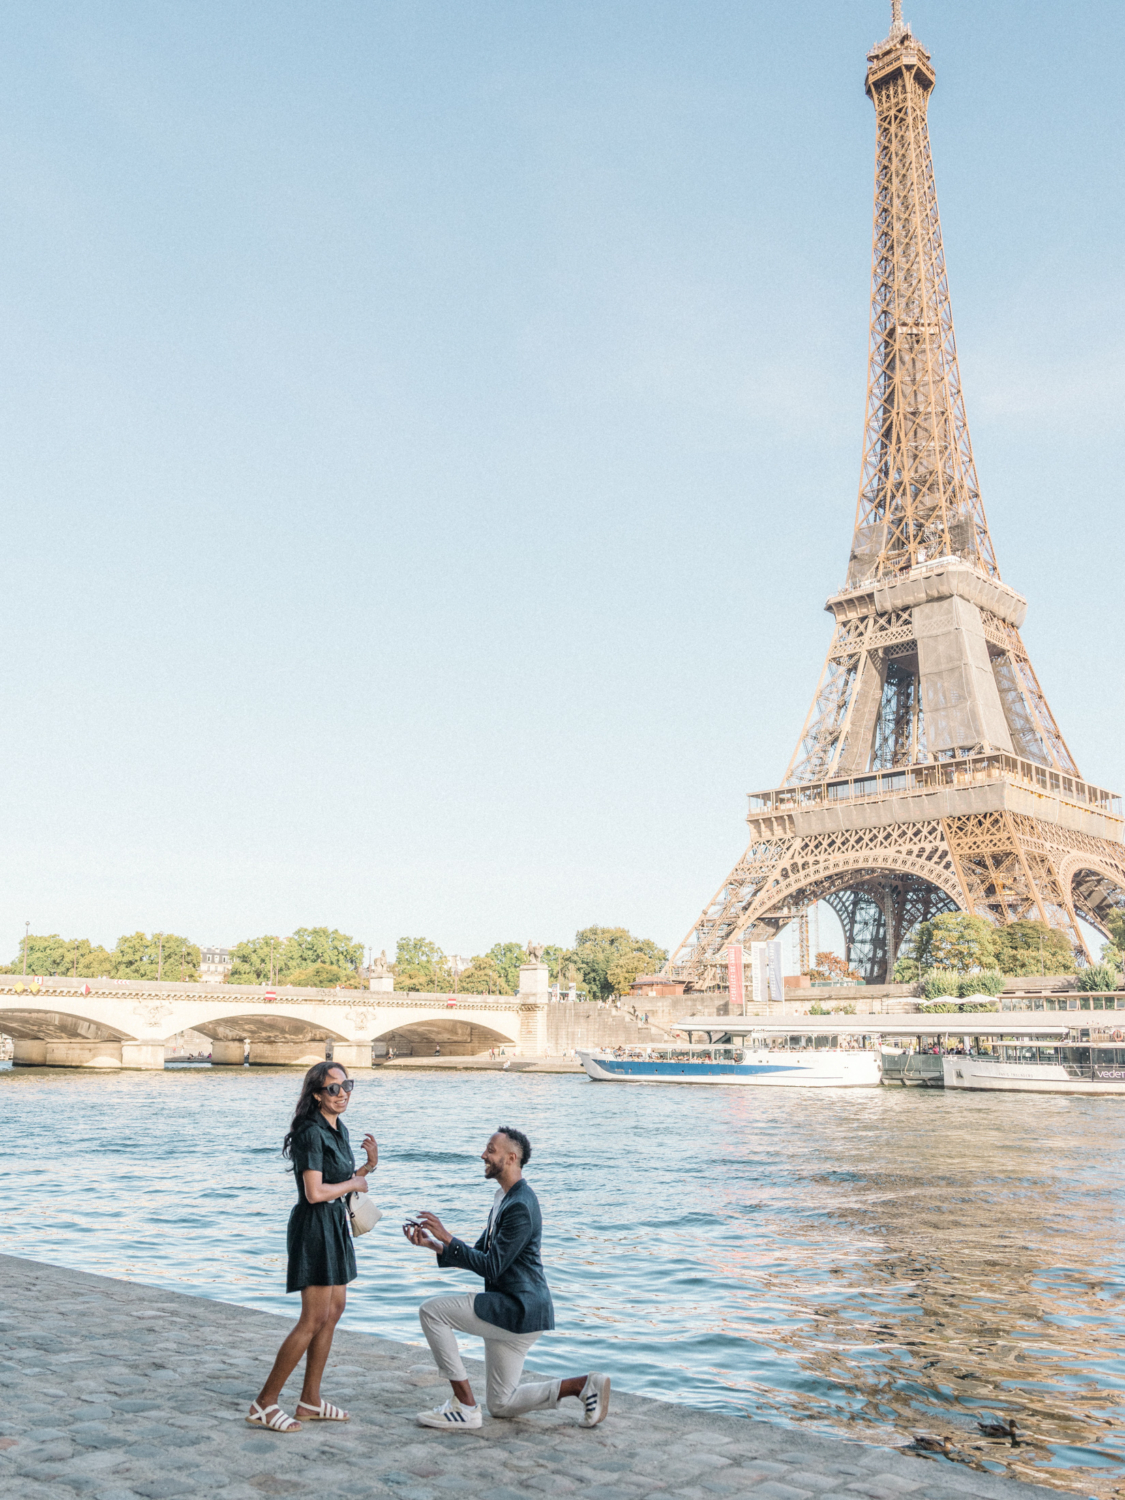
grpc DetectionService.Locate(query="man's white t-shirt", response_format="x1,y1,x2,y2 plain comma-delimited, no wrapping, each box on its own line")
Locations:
485,1185,506,1244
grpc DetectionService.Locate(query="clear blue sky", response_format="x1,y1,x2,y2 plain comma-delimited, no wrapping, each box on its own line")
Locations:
1,0,1121,964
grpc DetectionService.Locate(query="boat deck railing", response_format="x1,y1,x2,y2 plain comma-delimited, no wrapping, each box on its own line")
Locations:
587,1039,874,1059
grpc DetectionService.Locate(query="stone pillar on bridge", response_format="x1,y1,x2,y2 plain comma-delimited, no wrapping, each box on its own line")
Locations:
330,1042,372,1069
518,956,550,1002
518,1005,548,1054
248,1042,327,1067
517,953,550,1055
44,1040,123,1068
13,1040,47,1066
121,1042,166,1070
210,1041,246,1066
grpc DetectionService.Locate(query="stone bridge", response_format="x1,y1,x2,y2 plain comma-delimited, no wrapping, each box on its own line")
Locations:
0,976,545,1069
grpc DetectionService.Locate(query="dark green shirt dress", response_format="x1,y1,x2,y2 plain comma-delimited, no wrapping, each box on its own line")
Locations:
286,1112,358,1293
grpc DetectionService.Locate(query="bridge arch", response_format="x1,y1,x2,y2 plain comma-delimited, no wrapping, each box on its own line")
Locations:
187,1012,352,1068
373,1018,516,1057
0,1003,139,1068
0,1006,133,1043
189,1012,349,1044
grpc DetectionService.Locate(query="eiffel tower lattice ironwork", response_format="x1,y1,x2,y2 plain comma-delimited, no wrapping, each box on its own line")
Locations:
668,4,1125,989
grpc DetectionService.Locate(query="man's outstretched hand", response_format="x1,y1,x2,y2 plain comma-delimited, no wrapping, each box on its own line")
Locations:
402,1221,443,1253
417,1211,452,1246
402,1211,453,1253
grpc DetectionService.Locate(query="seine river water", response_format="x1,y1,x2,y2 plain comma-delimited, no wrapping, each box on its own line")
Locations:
1,1064,1123,1495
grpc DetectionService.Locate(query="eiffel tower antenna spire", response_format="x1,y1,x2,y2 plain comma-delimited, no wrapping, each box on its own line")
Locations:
852,7,994,591
665,15,1125,993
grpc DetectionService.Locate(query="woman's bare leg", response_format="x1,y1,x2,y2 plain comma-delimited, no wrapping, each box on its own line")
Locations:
298,1286,347,1410
253,1286,337,1415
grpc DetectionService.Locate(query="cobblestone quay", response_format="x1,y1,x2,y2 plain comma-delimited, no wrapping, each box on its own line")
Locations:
0,1255,1062,1500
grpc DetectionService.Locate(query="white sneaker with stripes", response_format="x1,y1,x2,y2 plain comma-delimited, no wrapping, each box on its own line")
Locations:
579,1372,610,1427
416,1397,482,1430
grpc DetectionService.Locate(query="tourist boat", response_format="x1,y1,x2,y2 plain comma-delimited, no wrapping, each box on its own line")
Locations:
943,1035,1125,1095
584,1013,1110,1092
578,1024,882,1087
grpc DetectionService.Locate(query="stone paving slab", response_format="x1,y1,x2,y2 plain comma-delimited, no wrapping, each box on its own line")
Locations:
0,1254,1063,1500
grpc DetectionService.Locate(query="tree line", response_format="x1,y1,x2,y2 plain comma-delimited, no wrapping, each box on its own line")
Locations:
393,926,667,1001
3,923,668,1000
3,927,373,987
892,911,1124,992
3,931,202,981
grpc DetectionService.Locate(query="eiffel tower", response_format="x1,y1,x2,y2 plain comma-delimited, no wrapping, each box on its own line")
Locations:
669,2,1125,990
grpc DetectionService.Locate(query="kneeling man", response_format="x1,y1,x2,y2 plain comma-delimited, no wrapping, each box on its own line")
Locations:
404,1126,609,1430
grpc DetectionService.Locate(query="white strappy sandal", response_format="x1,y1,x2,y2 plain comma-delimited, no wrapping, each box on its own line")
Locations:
296,1398,349,1422
246,1401,302,1432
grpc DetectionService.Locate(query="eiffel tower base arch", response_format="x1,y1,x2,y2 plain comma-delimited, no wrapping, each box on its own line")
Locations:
823,878,956,985
671,799,1125,992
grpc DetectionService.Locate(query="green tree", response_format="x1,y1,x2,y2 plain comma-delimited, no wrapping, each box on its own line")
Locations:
287,963,364,990
286,927,363,975
957,970,1004,997
542,945,565,981
8,933,66,974
462,942,568,993
393,965,434,992
457,955,513,995
229,928,363,985
395,936,445,970
112,932,200,981
913,913,997,973
606,952,651,997
70,939,116,977
229,935,285,984
485,943,529,994
922,970,960,1000
558,926,667,1002
1106,910,1125,951
392,936,451,992
78,943,116,977
992,920,1074,977
1076,962,1118,992
1,933,118,977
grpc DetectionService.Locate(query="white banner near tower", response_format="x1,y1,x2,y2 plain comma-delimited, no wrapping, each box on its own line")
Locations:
750,940,784,1009
767,940,783,1005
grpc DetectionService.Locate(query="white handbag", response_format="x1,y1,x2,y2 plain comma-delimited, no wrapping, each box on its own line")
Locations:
346,1192,383,1236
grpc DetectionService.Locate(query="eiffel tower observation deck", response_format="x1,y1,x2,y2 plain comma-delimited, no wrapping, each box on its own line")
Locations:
669,2,1125,990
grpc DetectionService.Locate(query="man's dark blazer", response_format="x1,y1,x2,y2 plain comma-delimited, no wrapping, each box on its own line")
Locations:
436,1177,555,1334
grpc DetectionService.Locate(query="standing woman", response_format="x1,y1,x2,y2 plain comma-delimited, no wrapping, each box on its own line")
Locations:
248,1060,378,1432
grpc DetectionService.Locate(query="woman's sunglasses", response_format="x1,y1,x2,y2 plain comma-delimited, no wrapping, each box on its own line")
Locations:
322,1079,355,1097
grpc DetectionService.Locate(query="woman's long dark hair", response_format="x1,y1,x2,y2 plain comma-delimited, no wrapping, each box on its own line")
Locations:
282,1059,348,1159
